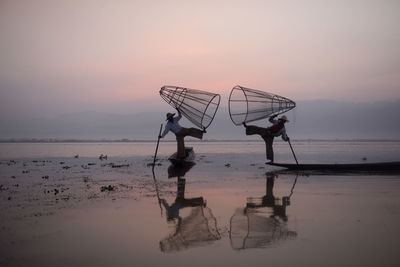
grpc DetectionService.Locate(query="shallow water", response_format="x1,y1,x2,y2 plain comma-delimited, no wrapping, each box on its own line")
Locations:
3,170,400,267
1,141,400,163
1,142,400,266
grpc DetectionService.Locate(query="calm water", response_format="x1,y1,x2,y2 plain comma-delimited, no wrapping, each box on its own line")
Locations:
1,141,400,163
1,141,400,266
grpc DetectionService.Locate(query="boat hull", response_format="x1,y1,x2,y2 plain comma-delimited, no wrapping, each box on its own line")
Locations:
267,161,400,173
168,147,195,166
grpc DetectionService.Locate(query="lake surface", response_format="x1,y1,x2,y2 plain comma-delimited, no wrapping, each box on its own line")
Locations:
1,141,400,266
1,140,399,163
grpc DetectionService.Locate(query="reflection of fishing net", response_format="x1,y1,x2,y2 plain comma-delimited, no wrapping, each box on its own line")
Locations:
229,85,296,125
229,208,296,250
160,86,221,129
160,206,221,253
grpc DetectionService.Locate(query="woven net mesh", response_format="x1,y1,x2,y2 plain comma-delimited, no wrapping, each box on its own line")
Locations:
229,208,296,250
160,86,221,129
160,206,221,253
229,85,296,125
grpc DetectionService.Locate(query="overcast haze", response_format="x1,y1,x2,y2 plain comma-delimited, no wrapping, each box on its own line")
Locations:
0,0,399,138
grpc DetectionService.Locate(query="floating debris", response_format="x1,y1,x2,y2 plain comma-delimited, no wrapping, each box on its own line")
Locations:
146,162,162,167
100,185,116,192
7,160,17,166
111,163,130,168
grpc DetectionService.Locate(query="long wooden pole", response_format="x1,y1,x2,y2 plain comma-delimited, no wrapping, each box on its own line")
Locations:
152,168,163,216
288,138,299,165
152,123,163,168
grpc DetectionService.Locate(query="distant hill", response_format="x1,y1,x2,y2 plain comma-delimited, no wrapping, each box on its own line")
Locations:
1,100,399,140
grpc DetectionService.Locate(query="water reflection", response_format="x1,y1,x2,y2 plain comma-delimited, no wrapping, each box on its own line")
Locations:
155,164,221,253
229,173,297,250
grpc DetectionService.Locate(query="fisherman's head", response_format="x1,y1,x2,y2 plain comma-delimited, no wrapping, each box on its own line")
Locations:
279,115,289,123
166,112,175,121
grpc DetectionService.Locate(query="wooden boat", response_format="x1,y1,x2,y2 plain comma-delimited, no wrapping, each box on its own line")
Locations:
168,147,195,166
168,163,195,178
267,161,400,173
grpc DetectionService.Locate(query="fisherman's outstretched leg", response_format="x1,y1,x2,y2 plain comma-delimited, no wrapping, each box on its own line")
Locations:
244,125,269,137
186,128,204,139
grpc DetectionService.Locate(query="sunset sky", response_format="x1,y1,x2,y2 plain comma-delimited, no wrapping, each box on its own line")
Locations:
1,0,399,118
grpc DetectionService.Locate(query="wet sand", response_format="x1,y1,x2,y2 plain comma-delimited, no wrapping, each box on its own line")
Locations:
1,153,400,267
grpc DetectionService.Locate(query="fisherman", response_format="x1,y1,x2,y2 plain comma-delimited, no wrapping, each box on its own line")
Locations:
243,114,290,163
159,109,206,159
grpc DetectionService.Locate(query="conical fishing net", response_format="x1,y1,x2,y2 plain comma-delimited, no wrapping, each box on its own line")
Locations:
229,208,296,250
229,85,296,125
160,86,221,129
160,206,221,253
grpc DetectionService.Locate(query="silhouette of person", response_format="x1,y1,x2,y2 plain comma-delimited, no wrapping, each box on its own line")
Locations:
159,109,205,159
243,115,290,163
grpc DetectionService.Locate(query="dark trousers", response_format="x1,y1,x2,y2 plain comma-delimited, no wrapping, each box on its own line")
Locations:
245,125,274,161
175,127,204,158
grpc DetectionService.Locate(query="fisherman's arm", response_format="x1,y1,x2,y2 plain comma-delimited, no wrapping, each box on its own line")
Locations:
176,108,182,121
269,114,278,124
159,124,170,138
281,131,289,142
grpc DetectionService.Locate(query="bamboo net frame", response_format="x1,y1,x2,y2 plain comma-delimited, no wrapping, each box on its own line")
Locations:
160,86,221,129
228,85,296,125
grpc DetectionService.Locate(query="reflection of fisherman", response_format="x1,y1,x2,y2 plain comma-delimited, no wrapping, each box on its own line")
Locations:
159,109,206,159
230,173,296,250
243,115,290,163
159,176,219,253
159,177,204,222
264,173,287,221
160,199,182,222
246,173,288,221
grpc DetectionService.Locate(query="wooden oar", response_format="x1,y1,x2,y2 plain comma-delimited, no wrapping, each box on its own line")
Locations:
152,168,163,216
283,173,298,206
288,138,299,165
151,123,163,169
